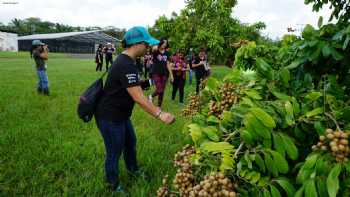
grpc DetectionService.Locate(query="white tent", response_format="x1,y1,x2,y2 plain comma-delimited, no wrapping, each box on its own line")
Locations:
0,31,18,52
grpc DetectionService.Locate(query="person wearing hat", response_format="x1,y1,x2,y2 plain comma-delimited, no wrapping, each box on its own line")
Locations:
95,26,175,192
103,42,115,71
31,40,49,95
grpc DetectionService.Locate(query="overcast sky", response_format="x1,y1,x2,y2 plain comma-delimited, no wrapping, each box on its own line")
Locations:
0,0,332,39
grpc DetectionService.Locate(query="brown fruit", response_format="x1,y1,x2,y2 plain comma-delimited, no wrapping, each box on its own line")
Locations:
319,135,326,141
327,133,334,139
331,146,339,152
326,128,333,134
334,131,341,138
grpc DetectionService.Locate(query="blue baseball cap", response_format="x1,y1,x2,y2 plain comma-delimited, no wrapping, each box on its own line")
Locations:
123,26,159,46
32,40,45,46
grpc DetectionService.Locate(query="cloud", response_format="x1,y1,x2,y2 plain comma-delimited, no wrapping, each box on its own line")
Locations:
0,0,332,39
233,0,332,39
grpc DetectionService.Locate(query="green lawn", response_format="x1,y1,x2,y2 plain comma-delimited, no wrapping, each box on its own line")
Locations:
0,52,231,196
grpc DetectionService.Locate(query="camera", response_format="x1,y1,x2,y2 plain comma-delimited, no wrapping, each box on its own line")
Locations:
140,79,154,90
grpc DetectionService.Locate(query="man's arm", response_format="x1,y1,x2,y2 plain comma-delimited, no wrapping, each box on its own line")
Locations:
39,51,48,60
127,86,175,124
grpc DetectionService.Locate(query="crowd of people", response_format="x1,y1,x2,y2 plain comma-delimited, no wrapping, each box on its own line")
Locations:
29,27,212,194
94,39,211,106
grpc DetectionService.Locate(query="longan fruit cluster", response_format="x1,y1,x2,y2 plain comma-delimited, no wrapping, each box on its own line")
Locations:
189,173,237,197
182,94,200,117
173,145,196,196
208,83,239,117
312,128,349,162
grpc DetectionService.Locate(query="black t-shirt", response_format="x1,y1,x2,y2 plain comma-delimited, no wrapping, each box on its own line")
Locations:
104,47,115,59
193,56,206,76
33,50,46,70
152,50,171,76
95,54,140,121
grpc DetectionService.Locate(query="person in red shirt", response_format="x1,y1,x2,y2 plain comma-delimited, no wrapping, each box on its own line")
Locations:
171,50,188,104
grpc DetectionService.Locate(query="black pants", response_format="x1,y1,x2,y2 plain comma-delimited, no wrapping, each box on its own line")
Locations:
172,75,185,103
105,57,113,71
96,63,103,71
195,72,205,94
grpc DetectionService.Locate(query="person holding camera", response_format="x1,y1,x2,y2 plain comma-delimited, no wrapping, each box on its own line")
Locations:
103,43,115,71
171,50,188,104
149,38,173,107
192,48,208,94
95,26,175,193
31,40,49,95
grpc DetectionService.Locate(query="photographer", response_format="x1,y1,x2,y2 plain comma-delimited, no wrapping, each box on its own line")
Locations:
31,40,49,95
95,26,175,193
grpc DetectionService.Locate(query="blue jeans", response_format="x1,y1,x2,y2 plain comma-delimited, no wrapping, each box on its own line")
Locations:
37,70,49,91
189,69,193,85
96,118,138,186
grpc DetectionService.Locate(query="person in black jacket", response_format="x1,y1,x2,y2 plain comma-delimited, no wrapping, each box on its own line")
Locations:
95,44,104,71
95,26,175,193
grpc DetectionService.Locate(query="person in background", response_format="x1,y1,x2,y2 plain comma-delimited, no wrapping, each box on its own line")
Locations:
149,38,174,107
104,43,115,71
95,26,175,193
186,48,194,85
143,48,153,79
192,48,207,94
171,50,188,104
30,40,50,95
95,44,104,71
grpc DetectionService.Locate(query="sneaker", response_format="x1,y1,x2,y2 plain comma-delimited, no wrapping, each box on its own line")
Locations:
114,185,125,193
148,95,153,102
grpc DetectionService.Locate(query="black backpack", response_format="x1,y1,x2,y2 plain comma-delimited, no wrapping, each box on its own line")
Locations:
77,71,108,122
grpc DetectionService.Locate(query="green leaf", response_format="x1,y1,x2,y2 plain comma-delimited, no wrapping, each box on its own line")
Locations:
205,77,219,92
220,152,235,171
270,185,282,197
240,130,254,145
255,154,266,173
269,150,289,174
271,90,290,100
330,47,343,61
322,44,331,57
306,107,323,118
280,134,298,160
207,115,220,125
273,133,285,157
200,141,234,154
221,111,234,129
263,189,272,197
285,58,305,70
314,121,325,135
244,89,262,100
303,154,319,170
295,186,304,197
280,68,290,85
318,16,323,28
305,92,322,102
202,126,220,142
275,178,296,197
265,152,278,177
305,179,317,197
188,124,203,143
250,107,276,128
244,113,271,139
285,101,295,126
327,164,342,197
250,172,261,184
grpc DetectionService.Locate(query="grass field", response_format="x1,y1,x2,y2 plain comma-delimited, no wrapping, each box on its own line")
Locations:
0,52,230,196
